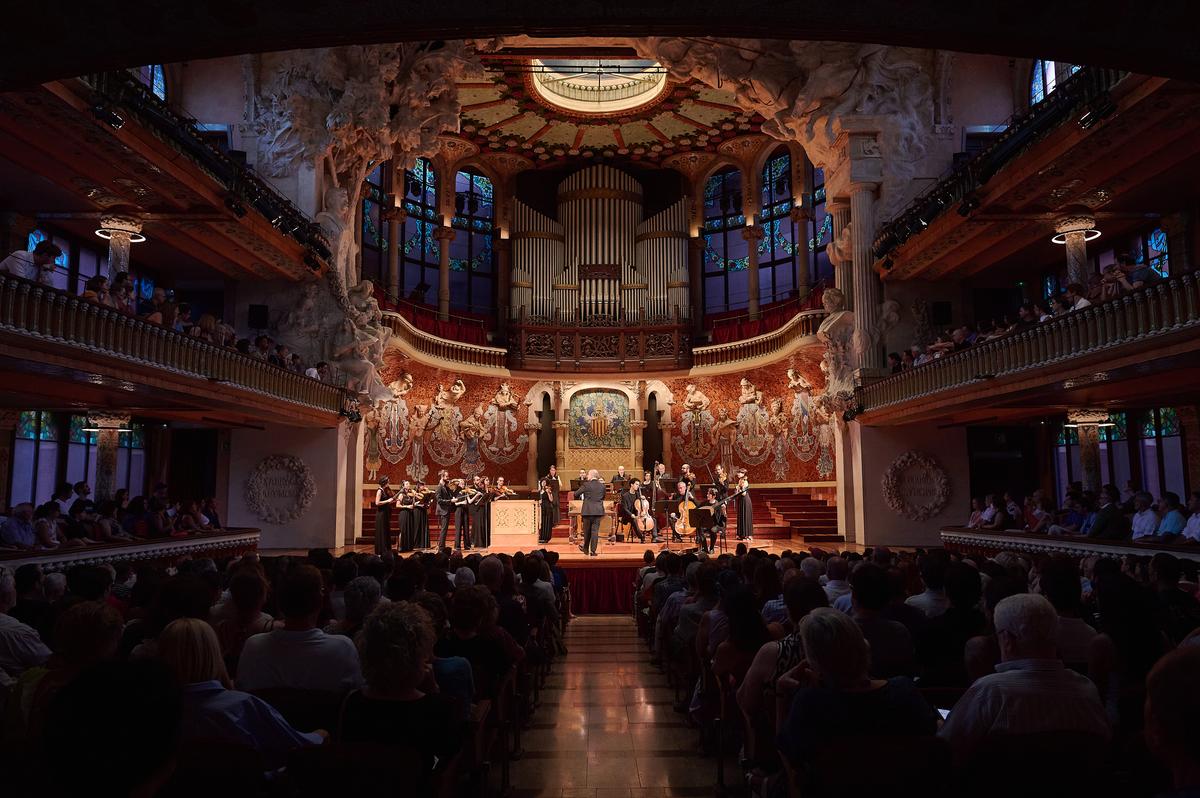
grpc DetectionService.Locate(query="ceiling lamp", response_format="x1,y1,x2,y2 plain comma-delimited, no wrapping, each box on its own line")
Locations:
529,58,669,115
94,214,147,243
1051,214,1100,244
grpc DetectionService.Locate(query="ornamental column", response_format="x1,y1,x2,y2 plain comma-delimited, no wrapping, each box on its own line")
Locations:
1069,408,1107,493
552,420,570,474
850,181,883,370
384,205,406,300
98,215,145,279
433,225,456,321
827,199,853,308
1054,214,1098,288
742,225,765,320
496,236,512,337
790,205,814,300
630,419,647,474
688,236,705,337
0,411,18,512
89,411,131,502
524,422,540,490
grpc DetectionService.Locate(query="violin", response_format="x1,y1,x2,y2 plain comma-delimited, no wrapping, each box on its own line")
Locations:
491,484,515,498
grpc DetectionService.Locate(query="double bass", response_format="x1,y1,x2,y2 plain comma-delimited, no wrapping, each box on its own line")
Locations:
635,492,655,536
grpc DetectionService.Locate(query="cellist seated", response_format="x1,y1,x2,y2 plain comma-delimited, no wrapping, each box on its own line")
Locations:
666,480,692,543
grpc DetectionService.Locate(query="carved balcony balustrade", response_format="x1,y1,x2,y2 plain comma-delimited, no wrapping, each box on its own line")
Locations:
0,274,348,418
510,307,690,373
692,309,828,370
381,311,508,371
859,271,1200,420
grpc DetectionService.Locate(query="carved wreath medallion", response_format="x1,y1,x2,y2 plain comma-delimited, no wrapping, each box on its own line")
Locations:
881,450,950,521
244,455,317,525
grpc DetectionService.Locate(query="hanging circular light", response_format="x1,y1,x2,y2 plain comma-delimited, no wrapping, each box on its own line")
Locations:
1051,214,1100,244
94,214,146,243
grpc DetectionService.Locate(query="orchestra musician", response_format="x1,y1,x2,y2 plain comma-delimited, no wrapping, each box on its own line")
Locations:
452,478,471,550
538,478,557,543
618,477,638,538
412,483,430,550
679,463,695,488
611,465,628,488
545,464,562,523
713,464,729,502
492,476,514,499
667,480,691,543
469,476,488,549
735,469,753,541
397,479,416,552
373,476,396,556
698,487,727,554
574,468,606,557
435,471,454,550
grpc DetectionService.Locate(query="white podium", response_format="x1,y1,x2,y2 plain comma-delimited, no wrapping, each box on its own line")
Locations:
489,499,539,551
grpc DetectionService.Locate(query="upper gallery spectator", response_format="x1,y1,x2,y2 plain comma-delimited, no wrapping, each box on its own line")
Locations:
158,617,324,769
1154,492,1188,540
0,565,52,681
0,502,37,549
0,239,61,285
1064,283,1092,311
1130,491,1159,540
236,564,363,692
1181,490,1200,543
1088,484,1132,540
938,594,1109,761
1114,253,1161,292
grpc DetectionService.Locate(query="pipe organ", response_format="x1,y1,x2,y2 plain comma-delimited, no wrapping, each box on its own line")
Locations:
511,165,689,324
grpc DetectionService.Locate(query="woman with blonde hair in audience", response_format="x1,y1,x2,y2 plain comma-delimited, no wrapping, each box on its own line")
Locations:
158,617,324,769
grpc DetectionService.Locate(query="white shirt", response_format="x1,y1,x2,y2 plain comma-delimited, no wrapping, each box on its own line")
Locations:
1071,297,1092,311
1183,512,1200,543
1131,509,1159,539
236,627,364,692
980,506,997,524
905,589,950,618
938,658,1109,760
0,250,54,285
0,612,52,681
823,579,851,605
304,367,320,379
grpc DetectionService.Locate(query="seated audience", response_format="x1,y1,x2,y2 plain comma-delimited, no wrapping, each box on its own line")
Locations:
339,601,466,778
738,576,828,720
435,584,513,699
905,553,950,618
1130,491,1160,540
0,239,61,284
916,562,986,687
326,575,383,639
939,594,1109,761
213,569,275,666
236,564,363,692
0,565,52,681
1036,557,1096,664
1153,492,1187,540
822,556,851,605
1088,484,1131,540
848,563,917,678
1144,646,1200,798
1181,490,1200,543
158,617,324,769
0,502,36,548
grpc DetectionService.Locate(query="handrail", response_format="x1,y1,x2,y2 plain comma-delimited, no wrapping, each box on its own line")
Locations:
381,310,508,370
375,287,489,330
873,66,1128,260
861,271,1200,413
0,274,348,414
693,309,828,368
77,71,331,263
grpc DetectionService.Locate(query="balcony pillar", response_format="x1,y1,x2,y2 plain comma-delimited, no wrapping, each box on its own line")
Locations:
630,419,647,475
742,225,765,320
850,181,884,370
524,422,540,490
552,420,569,474
689,236,705,338
384,206,405,300
433,225,457,321
496,236,512,337
1054,214,1097,288
0,411,18,512
99,215,145,279
88,411,131,502
1068,408,1107,493
827,199,852,308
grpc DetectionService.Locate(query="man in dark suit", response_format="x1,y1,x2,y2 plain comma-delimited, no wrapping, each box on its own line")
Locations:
435,471,454,549
575,468,607,557
1088,483,1132,540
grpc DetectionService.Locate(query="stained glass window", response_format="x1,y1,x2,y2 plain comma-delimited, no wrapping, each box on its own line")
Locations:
65,416,145,492
448,168,495,314
1031,60,1080,105
1146,227,1169,278
27,229,68,269
360,163,390,286
10,411,59,507
1098,411,1127,442
757,148,799,306
131,65,167,101
400,157,440,305
702,166,750,313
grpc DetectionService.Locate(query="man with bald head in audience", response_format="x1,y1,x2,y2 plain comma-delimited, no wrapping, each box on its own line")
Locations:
938,593,1109,762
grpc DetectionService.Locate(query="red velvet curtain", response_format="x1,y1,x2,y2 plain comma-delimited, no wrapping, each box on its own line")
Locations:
564,565,639,614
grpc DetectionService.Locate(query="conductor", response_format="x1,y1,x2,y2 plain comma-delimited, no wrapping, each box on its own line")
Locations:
575,468,606,557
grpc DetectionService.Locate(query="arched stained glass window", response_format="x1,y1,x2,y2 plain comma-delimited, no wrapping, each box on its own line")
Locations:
399,157,440,305
702,166,748,313
1031,60,1081,105
807,166,833,288
360,163,389,287
449,168,495,314
758,147,799,306
131,65,167,101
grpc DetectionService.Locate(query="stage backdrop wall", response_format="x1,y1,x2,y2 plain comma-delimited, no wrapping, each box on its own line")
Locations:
369,346,833,488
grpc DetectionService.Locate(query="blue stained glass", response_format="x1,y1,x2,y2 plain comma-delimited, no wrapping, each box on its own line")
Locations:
1044,275,1057,299
26,230,68,268
404,221,439,258
1031,60,1046,104
1147,227,1169,278
807,214,832,251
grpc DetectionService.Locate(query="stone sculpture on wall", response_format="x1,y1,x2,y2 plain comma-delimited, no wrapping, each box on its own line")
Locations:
735,378,773,466
882,450,951,521
481,382,528,464
816,287,856,411
427,379,468,466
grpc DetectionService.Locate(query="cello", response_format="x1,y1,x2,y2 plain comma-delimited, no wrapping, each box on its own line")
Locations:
635,493,656,537
673,489,697,543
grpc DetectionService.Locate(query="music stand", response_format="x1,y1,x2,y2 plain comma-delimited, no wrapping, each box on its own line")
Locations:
689,506,714,551
656,498,680,550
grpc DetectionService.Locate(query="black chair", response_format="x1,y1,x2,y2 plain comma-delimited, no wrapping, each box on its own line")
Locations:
961,731,1111,798
287,742,434,797
805,734,952,798
249,687,346,733
158,740,265,798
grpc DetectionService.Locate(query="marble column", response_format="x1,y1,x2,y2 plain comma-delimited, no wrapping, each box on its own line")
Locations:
790,205,813,300
660,421,675,473
742,225,765,319
688,236,705,337
1069,408,1108,493
495,237,512,336
828,199,853,307
384,207,405,300
553,420,569,474
850,182,884,370
1054,215,1097,288
100,215,144,280
89,411,131,502
630,419,647,475
524,422,540,490
434,225,456,321
0,411,18,512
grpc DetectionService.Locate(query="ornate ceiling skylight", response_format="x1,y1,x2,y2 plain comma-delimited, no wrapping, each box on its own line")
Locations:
529,59,669,115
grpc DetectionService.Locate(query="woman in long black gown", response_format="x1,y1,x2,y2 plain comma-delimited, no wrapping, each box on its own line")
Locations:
539,478,556,544
374,476,396,555
397,480,415,552
735,470,753,541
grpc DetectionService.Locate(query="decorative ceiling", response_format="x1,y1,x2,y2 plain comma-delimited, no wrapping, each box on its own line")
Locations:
453,61,765,169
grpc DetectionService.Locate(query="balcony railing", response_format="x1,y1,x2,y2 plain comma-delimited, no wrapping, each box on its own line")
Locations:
509,311,690,372
0,275,347,414
693,309,828,369
382,311,508,371
860,272,1200,413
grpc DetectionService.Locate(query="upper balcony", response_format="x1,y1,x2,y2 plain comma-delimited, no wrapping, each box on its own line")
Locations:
858,273,1200,425
0,275,350,426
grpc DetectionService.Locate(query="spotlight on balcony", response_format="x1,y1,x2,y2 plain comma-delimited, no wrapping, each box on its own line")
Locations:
91,104,125,130
957,195,981,217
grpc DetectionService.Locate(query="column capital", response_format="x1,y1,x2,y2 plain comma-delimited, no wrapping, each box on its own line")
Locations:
1067,408,1110,425
827,197,851,212
552,420,570,430
1054,214,1098,236
98,214,145,237
628,420,648,430
740,225,765,242
88,411,132,429
660,421,677,431
848,181,880,196
381,205,408,223
523,422,541,433
433,225,457,242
